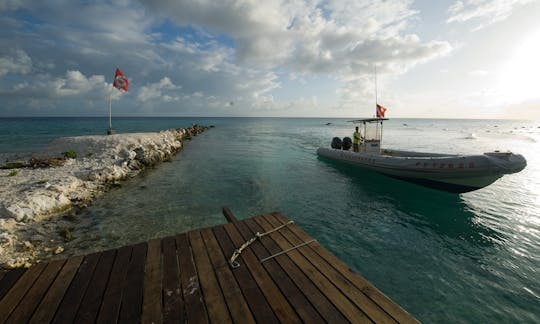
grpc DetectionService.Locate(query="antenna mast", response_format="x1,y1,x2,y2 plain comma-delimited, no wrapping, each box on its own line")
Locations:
374,64,378,106
374,64,380,139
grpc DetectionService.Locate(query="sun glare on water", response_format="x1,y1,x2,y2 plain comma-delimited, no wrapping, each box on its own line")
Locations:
499,29,540,104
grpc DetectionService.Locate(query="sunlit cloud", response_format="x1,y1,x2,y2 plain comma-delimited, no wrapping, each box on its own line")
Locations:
469,70,489,77
497,29,540,104
447,0,533,30
139,0,451,111
137,77,181,102
5,0,536,118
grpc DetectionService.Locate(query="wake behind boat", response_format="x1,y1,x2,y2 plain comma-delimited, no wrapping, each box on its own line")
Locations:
317,118,527,193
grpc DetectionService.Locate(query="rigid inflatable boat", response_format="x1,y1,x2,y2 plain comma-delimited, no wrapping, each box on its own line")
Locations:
317,118,527,193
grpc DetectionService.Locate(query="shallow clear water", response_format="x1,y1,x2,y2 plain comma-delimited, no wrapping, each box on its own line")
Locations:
2,117,539,322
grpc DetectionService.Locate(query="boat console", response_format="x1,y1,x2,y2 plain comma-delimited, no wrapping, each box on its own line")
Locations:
362,139,381,153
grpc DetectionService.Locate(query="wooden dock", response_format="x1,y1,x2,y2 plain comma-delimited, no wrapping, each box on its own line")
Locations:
0,212,418,323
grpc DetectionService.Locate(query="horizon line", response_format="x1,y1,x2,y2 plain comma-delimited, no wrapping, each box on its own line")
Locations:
0,116,534,121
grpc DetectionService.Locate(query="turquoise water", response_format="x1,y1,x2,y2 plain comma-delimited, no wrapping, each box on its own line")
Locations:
0,117,215,156
1,117,539,322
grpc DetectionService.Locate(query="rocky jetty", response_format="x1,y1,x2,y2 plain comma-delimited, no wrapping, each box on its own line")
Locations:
0,125,207,269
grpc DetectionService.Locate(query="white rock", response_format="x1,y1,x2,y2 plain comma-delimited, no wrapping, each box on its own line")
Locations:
0,232,12,245
0,127,204,268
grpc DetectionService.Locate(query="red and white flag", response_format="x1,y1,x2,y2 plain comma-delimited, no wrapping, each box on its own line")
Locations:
376,103,387,118
113,68,129,91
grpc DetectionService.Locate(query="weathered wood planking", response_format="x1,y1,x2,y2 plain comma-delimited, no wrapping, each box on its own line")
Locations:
0,212,419,323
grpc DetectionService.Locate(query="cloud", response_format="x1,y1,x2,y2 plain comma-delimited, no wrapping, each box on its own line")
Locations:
0,1,155,79
2,70,108,98
53,70,108,97
447,0,533,30
0,0,27,11
138,0,452,111
323,0,417,34
0,69,113,115
137,77,181,102
333,75,375,111
0,49,32,76
162,37,232,73
140,0,450,76
139,0,299,67
469,69,488,77
1,0,453,116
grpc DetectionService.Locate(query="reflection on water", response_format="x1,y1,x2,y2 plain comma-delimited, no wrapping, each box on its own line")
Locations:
318,157,500,248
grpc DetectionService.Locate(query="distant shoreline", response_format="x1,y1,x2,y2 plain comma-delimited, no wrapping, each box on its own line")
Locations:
0,125,208,269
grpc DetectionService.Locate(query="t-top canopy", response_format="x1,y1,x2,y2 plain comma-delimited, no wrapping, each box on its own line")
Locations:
348,118,388,123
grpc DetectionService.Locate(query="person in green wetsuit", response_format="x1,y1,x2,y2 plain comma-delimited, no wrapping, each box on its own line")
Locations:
353,126,362,152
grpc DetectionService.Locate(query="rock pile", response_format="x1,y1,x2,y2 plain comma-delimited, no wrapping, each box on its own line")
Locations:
0,125,207,268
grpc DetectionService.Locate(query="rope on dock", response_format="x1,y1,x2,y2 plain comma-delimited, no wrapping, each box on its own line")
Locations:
259,239,316,263
229,220,294,268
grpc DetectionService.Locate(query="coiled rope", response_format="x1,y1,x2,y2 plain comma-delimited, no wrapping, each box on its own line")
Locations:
229,220,294,268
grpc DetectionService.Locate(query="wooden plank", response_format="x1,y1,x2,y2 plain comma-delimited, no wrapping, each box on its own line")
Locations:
246,217,349,324
177,233,208,324
265,214,396,324
141,239,163,324
272,212,419,324
0,212,415,324
0,268,25,300
118,242,148,324
52,252,100,323
223,221,301,323
0,262,46,322
213,225,279,323
237,218,326,323
255,215,372,323
188,230,232,324
161,236,183,323
96,246,132,323
200,228,255,324
29,256,84,324
6,260,65,323
75,249,117,323
222,207,237,223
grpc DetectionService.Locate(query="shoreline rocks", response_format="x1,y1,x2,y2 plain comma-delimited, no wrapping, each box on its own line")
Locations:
0,125,207,269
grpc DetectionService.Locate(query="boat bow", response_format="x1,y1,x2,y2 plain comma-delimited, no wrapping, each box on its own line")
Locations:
483,152,527,174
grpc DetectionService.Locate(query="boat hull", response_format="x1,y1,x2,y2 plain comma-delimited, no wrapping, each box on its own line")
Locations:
316,148,527,193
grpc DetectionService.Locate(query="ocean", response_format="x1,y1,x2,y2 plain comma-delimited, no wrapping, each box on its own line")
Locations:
1,117,539,323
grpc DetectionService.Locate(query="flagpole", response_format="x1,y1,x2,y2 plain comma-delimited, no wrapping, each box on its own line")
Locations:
108,67,128,135
107,85,113,135
374,64,379,140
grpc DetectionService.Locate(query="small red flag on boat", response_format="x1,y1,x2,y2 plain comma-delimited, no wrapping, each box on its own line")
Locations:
113,68,129,91
376,103,387,118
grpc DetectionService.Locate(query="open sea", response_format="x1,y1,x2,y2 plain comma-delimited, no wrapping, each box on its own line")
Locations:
1,117,539,323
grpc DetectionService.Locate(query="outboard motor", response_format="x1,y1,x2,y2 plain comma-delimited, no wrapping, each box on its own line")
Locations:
342,137,352,150
331,137,342,149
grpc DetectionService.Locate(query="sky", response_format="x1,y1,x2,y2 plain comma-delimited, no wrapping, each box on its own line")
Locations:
0,0,539,119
